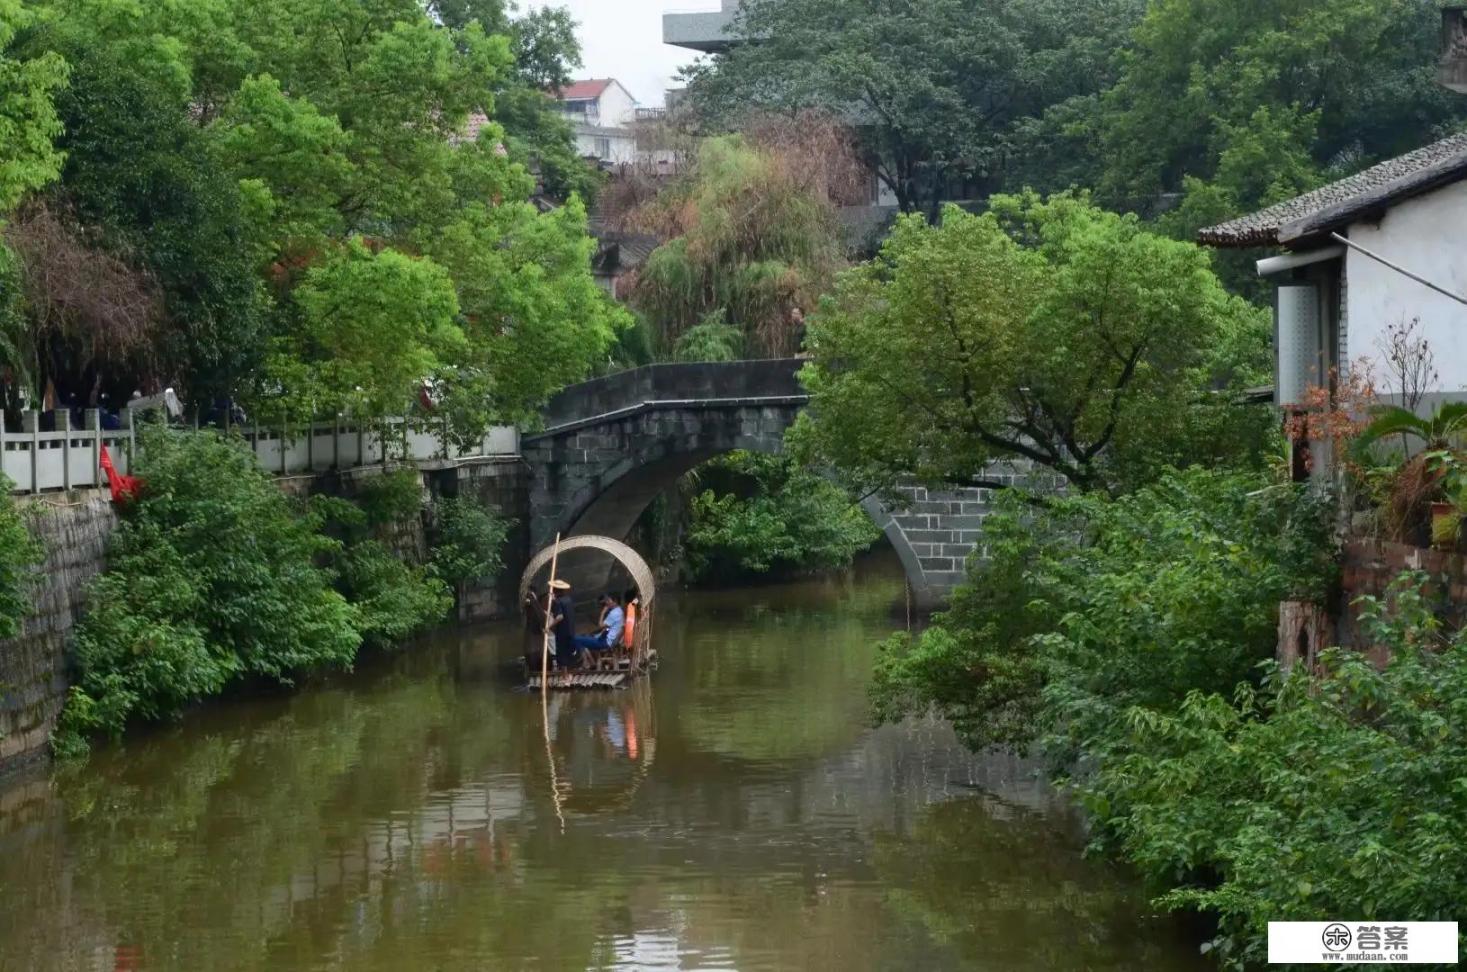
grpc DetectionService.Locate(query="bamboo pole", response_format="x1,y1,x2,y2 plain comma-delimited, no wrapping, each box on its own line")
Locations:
540,533,562,693
539,533,566,833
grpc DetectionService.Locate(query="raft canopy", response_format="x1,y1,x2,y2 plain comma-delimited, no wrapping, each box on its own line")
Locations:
518,535,657,610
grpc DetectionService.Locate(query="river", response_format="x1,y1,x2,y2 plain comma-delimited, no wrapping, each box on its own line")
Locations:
0,552,1205,971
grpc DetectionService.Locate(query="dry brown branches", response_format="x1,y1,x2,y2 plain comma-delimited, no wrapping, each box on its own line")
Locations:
4,203,163,369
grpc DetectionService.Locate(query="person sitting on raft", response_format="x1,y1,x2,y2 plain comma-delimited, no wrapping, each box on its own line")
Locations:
574,592,624,665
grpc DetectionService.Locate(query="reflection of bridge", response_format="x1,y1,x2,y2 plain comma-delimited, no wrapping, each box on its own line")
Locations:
523,360,1008,608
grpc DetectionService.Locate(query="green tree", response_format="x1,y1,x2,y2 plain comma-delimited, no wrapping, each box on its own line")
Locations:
0,475,42,640
16,0,616,427
1084,576,1467,967
683,452,880,584
1098,0,1462,213
44,40,267,398
430,496,511,586
672,310,744,362
633,134,845,357
685,0,1146,217
424,194,626,429
794,195,1271,497
288,240,464,418
0,0,68,213
871,469,1336,753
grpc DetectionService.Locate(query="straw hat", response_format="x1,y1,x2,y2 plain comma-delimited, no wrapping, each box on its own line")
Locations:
549,579,571,591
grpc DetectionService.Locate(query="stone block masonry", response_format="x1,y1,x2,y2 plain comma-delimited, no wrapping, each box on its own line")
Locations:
0,492,116,778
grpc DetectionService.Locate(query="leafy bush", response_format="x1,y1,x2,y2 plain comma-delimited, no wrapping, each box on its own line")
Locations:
1087,576,1467,968
684,451,880,584
672,310,744,363
335,539,451,650
0,476,42,640
430,497,511,587
872,469,1338,754
57,427,359,757
352,469,426,527
312,494,451,651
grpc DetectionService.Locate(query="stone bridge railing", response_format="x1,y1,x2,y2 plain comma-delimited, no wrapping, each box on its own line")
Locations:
535,359,808,435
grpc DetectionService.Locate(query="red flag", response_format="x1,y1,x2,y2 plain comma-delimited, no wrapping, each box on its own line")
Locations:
99,445,143,504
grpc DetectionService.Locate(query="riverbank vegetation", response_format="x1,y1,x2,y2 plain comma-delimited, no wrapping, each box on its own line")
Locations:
53,429,503,759
0,479,42,641
683,452,879,586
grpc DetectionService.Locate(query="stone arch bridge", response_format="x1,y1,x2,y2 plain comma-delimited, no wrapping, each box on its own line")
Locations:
523,360,1009,608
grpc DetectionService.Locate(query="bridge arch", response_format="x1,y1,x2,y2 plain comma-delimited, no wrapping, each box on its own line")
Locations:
523,362,994,609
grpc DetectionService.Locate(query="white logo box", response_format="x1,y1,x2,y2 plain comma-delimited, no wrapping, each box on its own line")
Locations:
1269,922,1459,965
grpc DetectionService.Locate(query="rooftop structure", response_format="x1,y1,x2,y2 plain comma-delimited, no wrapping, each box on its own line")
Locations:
1198,133,1467,250
663,1,739,54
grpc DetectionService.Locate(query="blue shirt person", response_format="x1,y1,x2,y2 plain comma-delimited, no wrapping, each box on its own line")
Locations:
575,593,625,656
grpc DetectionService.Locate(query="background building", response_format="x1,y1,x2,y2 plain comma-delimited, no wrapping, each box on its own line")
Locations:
556,79,641,165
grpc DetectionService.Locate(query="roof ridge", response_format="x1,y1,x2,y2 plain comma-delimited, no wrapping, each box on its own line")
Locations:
1199,131,1467,249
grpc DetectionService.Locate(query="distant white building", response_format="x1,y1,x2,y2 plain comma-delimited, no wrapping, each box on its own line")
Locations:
555,79,640,165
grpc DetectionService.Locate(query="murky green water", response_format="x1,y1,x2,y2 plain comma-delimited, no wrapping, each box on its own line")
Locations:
0,553,1204,971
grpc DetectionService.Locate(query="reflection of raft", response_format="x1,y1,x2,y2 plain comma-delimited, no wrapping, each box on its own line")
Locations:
520,535,657,692
528,671,632,691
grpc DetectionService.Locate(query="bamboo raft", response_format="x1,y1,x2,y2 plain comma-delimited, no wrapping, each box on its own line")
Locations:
521,535,658,694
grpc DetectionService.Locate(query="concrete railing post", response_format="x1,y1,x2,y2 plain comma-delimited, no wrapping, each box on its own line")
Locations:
84,408,101,491
57,409,72,492
22,411,39,494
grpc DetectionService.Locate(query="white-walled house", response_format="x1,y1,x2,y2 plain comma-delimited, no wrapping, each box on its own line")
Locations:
1200,133,1467,421
555,79,640,165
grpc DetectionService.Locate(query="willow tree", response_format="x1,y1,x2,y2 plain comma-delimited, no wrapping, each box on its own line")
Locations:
631,125,859,359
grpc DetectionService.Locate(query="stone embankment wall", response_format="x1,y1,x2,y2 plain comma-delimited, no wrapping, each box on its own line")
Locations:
424,460,531,623
0,493,116,777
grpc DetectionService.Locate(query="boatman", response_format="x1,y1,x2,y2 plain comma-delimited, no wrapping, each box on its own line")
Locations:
546,579,578,669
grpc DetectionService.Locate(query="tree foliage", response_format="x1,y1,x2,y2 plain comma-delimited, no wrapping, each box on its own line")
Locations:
57,426,361,756
56,429,456,757
1084,577,1467,968
0,475,42,641
288,241,463,418
430,496,511,587
685,0,1146,217
5,0,620,427
0,0,68,214
683,451,880,585
870,469,1337,754
632,133,848,358
1097,0,1464,218
794,195,1272,497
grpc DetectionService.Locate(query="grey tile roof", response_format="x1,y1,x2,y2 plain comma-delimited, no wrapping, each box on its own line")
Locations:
1198,132,1467,248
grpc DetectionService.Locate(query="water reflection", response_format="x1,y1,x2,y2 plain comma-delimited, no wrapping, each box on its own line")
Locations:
0,553,1204,971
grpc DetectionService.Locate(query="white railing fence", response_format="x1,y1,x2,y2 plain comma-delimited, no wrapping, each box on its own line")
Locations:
2,409,520,495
